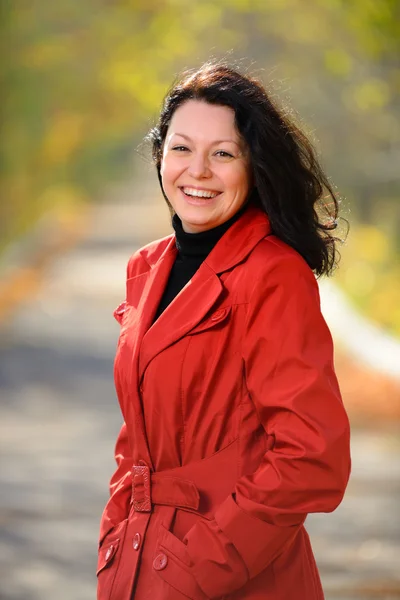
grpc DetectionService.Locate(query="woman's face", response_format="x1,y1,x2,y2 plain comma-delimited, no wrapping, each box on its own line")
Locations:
161,100,252,233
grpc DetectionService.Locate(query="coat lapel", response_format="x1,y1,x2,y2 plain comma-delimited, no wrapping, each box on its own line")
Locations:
137,205,271,382
120,237,177,466
128,238,178,347
138,264,223,381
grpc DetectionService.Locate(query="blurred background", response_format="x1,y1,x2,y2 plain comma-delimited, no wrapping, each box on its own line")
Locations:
0,1,399,599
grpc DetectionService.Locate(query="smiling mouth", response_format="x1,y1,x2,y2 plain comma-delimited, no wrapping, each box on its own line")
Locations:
180,187,221,199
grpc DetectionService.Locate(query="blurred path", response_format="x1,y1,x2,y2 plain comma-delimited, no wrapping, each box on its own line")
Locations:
320,281,400,382
0,179,399,600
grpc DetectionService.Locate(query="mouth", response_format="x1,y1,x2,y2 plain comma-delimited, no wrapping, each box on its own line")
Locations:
180,186,221,199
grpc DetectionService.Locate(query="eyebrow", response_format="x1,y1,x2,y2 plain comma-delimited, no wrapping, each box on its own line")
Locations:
172,133,241,147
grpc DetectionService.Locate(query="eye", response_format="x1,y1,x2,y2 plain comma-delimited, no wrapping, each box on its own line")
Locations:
172,145,189,152
215,150,234,158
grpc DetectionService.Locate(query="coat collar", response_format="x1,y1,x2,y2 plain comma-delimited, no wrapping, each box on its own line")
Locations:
136,205,271,383
142,204,271,274
202,204,271,273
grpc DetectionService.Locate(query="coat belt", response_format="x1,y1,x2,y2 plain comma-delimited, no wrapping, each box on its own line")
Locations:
131,464,200,512
130,438,241,517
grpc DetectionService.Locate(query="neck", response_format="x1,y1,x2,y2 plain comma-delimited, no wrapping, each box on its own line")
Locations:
172,207,247,258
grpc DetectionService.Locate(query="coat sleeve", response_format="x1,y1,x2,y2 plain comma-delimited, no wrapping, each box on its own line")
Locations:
183,252,351,598
99,422,133,544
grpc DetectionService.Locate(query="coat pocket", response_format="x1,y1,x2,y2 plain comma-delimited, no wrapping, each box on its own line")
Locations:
153,524,209,600
97,520,127,600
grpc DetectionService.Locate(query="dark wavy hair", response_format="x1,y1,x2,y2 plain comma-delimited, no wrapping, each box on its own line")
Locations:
149,61,342,276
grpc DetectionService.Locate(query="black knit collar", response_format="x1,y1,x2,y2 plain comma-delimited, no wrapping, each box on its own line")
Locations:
172,207,246,259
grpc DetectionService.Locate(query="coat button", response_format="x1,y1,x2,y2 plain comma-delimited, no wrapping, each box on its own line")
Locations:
153,553,168,571
133,533,141,551
211,308,226,321
105,545,114,561
115,301,126,316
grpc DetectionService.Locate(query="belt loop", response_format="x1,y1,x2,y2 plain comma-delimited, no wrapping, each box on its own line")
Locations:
131,461,151,512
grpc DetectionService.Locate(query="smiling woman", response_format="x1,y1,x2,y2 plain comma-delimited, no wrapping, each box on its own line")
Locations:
160,101,252,233
97,61,351,600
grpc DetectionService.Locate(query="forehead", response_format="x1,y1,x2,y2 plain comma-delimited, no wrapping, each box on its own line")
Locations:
167,100,239,142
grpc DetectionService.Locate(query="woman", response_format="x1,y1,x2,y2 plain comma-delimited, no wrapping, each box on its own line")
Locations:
97,62,351,600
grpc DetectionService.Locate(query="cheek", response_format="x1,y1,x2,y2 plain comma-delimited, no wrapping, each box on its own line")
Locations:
225,167,250,195
161,156,180,188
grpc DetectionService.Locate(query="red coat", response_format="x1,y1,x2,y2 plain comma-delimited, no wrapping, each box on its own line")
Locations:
98,205,351,600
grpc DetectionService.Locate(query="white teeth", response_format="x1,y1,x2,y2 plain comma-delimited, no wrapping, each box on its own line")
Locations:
182,187,219,199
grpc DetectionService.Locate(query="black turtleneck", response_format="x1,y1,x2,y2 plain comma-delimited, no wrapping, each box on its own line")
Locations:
155,209,244,319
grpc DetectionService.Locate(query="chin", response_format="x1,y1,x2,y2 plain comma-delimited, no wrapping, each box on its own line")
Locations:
181,214,216,233
178,206,215,226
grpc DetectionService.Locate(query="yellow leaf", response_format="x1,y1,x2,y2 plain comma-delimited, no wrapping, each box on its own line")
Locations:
324,48,353,77
352,225,391,264
352,79,391,111
41,114,84,165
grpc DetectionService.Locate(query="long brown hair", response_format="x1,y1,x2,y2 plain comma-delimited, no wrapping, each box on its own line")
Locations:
150,61,342,276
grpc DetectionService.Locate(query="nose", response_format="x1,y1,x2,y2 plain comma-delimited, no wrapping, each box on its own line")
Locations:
187,152,212,179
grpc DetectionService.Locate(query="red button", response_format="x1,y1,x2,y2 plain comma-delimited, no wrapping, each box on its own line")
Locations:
133,533,141,551
211,309,226,321
115,301,126,316
153,553,168,571
105,545,114,561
